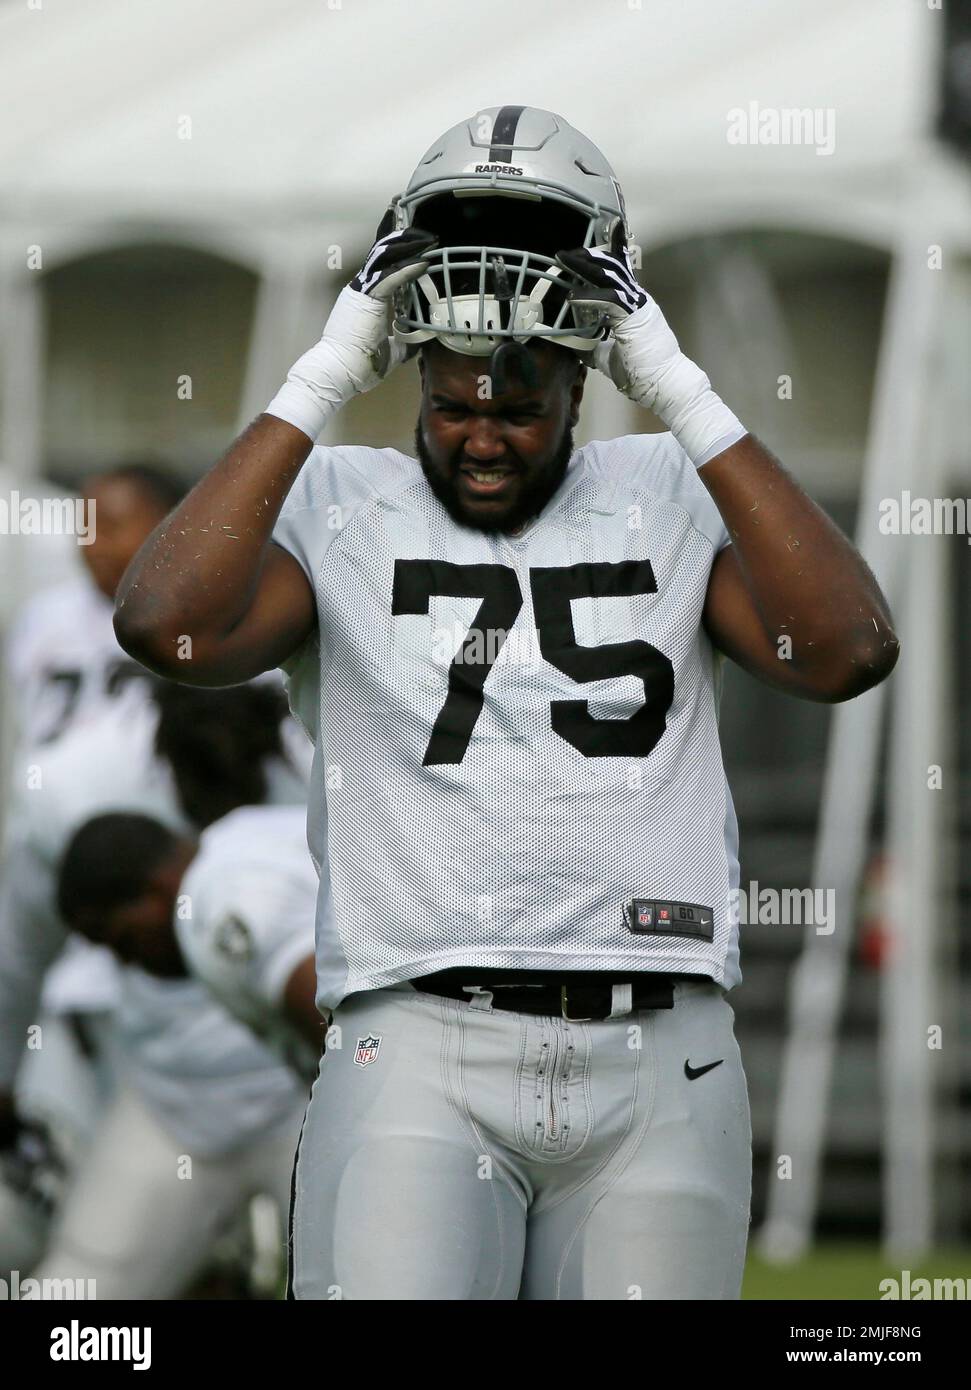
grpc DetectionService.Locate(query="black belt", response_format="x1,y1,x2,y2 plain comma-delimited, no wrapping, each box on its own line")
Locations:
410,968,713,1022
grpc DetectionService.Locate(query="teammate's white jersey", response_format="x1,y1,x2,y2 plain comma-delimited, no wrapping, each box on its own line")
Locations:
116,968,306,1158
273,434,740,1010
176,806,320,1083
5,576,154,747
3,574,157,1015
0,697,312,1153
3,697,184,870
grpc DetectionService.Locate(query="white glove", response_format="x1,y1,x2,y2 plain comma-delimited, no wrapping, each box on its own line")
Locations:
559,228,747,468
265,211,435,442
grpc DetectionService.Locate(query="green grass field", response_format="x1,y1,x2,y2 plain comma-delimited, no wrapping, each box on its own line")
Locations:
742,1244,971,1300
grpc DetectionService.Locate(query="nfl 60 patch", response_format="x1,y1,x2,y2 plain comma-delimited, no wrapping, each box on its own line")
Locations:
353,1034,382,1067
624,898,714,941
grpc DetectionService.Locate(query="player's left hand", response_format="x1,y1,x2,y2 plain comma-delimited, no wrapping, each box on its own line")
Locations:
557,223,746,468
556,221,650,326
556,222,679,408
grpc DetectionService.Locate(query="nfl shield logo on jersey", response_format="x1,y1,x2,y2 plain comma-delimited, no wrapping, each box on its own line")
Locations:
354,1034,382,1067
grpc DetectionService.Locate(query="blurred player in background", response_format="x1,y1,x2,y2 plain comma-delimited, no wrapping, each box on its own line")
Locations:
2,464,184,1151
0,680,314,1296
5,463,182,746
57,803,322,1083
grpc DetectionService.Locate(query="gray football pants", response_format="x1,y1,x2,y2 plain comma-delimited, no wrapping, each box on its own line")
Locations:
290,978,752,1300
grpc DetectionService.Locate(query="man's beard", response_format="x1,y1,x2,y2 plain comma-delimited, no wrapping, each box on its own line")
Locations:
413,419,576,535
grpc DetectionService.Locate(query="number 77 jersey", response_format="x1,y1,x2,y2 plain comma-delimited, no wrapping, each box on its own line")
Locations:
273,434,741,1010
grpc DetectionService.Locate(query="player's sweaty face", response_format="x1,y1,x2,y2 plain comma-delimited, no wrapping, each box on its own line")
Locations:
416,343,583,533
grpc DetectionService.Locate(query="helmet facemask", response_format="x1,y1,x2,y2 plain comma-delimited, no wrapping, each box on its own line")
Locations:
392,190,615,358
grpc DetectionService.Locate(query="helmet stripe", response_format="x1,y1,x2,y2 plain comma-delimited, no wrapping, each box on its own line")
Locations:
488,104,526,162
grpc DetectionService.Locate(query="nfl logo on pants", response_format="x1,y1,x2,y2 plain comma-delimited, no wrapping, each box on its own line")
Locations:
354,1034,382,1067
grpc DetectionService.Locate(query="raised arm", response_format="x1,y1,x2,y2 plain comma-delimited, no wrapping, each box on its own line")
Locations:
114,214,435,686
113,417,317,685
559,229,899,702
699,436,898,701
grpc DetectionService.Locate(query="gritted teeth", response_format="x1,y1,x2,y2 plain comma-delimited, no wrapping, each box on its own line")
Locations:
466,469,512,483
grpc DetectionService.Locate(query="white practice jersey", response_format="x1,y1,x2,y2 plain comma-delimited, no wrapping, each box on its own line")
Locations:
5,575,156,747
273,434,741,1011
4,574,158,1014
0,697,312,1153
176,806,320,1083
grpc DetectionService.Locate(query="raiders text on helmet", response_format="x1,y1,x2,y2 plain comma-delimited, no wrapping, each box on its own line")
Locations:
392,106,630,357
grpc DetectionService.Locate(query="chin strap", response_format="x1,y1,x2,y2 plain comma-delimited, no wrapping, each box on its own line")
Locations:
489,341,539,394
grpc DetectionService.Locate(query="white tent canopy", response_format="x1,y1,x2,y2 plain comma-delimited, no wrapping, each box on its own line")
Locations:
1,0,963,257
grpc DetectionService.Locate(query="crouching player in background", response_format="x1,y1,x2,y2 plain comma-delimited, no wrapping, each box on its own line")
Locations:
1,464,186,1167
0,682,318,1297
56,804,322,1085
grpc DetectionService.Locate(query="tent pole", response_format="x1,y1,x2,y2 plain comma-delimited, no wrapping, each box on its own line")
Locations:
880,353,951,1259
757,225,942,1262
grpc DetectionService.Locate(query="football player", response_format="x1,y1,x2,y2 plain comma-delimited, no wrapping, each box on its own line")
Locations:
113,107,899,1300
56,804,322,1083
2,463,185,1154
5,462,182,747
0,681,312,1296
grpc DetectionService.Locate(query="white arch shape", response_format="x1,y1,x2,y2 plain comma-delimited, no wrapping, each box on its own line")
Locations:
22,220,267,279
631,196,902,261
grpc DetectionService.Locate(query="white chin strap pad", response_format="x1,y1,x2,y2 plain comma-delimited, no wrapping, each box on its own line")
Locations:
427,293,543,356
397,273,602,357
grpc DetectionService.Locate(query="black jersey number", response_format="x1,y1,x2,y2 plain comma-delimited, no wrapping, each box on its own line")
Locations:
392,560,524,765
38,670,83,744
37,658,155,745
530,561,674,758
393,558,674,765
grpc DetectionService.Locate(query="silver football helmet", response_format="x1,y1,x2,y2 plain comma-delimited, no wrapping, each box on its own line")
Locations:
391,105,629,357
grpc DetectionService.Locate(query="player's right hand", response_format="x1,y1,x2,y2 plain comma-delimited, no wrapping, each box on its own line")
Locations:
350,207,436,302
265,209,436,443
